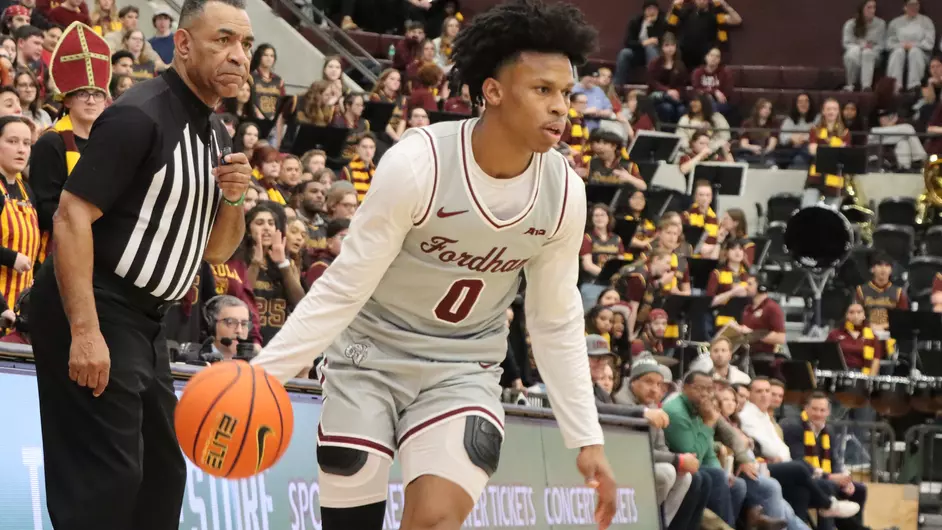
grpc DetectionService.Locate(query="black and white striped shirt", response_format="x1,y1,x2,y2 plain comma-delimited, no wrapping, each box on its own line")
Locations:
64,68,229,302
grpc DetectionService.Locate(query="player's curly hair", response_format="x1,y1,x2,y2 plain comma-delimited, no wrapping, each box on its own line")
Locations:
451,0,598,106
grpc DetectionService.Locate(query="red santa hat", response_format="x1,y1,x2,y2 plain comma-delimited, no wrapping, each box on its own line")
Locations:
49,21,111,98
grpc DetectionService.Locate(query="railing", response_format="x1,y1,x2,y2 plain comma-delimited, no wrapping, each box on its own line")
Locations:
900,423,942,516
827,419,899,484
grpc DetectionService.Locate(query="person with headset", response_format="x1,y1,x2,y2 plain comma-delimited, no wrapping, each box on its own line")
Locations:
204,294,251,361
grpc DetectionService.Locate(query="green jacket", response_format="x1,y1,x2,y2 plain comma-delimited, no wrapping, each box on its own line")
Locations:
662,394,720,468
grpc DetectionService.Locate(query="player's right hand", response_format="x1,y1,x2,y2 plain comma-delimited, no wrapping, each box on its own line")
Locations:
577,445,617,530
69,329,111,397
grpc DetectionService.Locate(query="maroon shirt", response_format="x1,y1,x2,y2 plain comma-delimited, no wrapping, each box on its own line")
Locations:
211,260,264,346
408,86,438,113
647,56,689,93
741,296,785,354
826,324,882,372
443,97,472,115
48,5,91,27
691,65,734,100
304,249,334,289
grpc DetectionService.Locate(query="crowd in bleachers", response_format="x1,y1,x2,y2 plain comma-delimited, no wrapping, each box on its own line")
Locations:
1,0,942,527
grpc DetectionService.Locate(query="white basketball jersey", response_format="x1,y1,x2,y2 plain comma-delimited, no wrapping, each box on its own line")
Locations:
347,119,571,363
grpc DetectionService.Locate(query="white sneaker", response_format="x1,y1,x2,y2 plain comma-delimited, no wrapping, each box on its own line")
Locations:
818,497,860,518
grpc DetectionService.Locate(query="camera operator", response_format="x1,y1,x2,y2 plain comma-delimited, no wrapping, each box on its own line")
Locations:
206,294,251,361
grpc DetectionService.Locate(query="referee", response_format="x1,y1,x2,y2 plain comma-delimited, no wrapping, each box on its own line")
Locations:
29,2,254,529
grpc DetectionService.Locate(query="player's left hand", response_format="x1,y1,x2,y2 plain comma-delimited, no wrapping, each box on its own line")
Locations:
576,445,616,529
214,152,251,203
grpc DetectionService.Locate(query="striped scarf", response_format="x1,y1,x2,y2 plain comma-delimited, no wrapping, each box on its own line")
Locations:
845,320,877,375
37,115,81,264
801,410,832,474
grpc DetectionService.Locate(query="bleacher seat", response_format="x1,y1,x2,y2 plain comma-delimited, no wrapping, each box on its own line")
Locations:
878,197,918,227
839,246,874,287
923,226,942,258
766,193,801,225
907,256,942,299
872,224,915,268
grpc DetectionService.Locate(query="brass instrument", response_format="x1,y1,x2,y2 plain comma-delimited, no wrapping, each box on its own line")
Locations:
841,174,874,245
916,155,942,225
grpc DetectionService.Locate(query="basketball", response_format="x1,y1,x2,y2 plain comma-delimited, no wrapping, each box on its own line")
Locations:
175,360,294,479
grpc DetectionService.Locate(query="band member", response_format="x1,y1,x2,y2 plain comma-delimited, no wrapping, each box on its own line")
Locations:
621,189,656,261
630,307,668,356
651,217,692,295
580,203,625,284
853,251,907,332
683,179,718,256
561,91,590,171
738,275,786,355
827,302,882,376
706,238,749,328
585,128,646,191
619,248,673,340
710,206,754,264
803,97,850,208
29,22,110,266
0,117,39,312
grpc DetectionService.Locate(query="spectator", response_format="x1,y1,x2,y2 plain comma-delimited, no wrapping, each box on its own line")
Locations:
301,148,328,175
666,0,742,69
580,203,625,284
90,0,120,35
340,131,377,203
918,55,942,124
322,55,346,100
406,39,437,87
15,25,48,96
242,187,260,212
294,178,328,250
4,5,33,35
233,121,260,159
804,98,850,206
621,189,657,259
331,92,370,160
691,47,733,118
295,79,341,126
40,26,61,67
886,0,936,91
711,207,753,264
706,240,749,321
0,287,30,344
433,15,459,68
148,8,175,66
620,249,675,339
683,178,719,255
406,105,430,129
842,101,867,146
779,92,818,168
708,337,750,384
648,32,688,124
103,6,166,71
842,0,886,91
48,0,90,27
615,0,667,86
828,302,883,376
597,67,622,114
13,69,51,131
854,251,908,332
19,0,50,31
586,129,646,191
574,66,617,132
867,107,927,170
0,116,38,312
393,20,425,72
252,145,286,205
122,29,157,83
678,130,733,175
738,275,787,354
408,62,447,113
0,87,21,117
218,79,258,121
206,295,252,360
737,98,779,167
285,217,309,271
279,155,304,199
443,83,472,115
630,308,669,355
304,218,349,288
586,333,619,403
677,93,731,151
561,92,590,170
324,182,358,220
370,68,407,143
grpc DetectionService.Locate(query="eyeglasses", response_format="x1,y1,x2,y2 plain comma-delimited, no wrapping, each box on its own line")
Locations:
72,90,106,102
218,318,250,329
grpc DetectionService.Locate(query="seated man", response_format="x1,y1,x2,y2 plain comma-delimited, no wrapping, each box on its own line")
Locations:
205,295,252,361
854,251,908,333
709,336,751,385
782,392,869,530
631,308,669,357
618,355,708,530
866,109,927,171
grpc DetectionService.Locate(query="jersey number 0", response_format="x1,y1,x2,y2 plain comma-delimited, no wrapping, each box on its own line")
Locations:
434,278,485,324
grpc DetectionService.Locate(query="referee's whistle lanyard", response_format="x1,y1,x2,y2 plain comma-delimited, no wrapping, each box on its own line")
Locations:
0,175,38,308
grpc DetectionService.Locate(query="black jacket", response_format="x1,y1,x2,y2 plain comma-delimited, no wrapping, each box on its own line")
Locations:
624,13,668,50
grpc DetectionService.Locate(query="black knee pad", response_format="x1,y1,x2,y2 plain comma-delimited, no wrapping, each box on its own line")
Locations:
463,415,502,477
317,444,369,477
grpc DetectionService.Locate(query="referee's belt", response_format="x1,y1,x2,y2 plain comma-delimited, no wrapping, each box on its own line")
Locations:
92,268,174,317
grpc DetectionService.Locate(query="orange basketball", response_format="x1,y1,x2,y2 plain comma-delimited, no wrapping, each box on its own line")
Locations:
175,360,294,479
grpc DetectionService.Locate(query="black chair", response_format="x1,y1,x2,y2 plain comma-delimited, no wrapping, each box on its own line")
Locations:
766,193,801,225
872,224,915,268
907,256,942,300
924,225,942,258
765,221,789,265
877,197,917,227
837,246,874,290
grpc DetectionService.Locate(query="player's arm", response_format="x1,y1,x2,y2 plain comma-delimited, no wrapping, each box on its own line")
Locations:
251,135,430,382
524,168,604,449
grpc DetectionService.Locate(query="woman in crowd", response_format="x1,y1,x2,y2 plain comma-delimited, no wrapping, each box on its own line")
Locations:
369,69,407,143
779,92,818,169
312,167,334,188
433,16,459,68
322,55,346,100
842,101,867,146
679,130,734,176
805,97,850,207
14,69,50,131
621,189,657,261
243,187,260,213
885,0,935,91
585,304,615,345
647,32,687,124
580,203,625,284
90,0,121,35
706,239,750,329
677,93,731,152
407,39,438,87
651,218,692,296
597,288,621,308
711,207,753,264
841,0,885,91
691,47,734,119
0,116,37,312
737,98,779,167
233,121,260,160
301,149,327,175
918,55,942,125
235,203,305,346
279,155,303,199
597,67,622,114
122,29,156,83
330,92,370,159
621,90,659,135
827,302,882,376
409,62,448,113
252,146,286,205
108,74,133,100
250,44,285,124
324,183,358,221
218,80,259,121
285,217,310,277
296,79,341,126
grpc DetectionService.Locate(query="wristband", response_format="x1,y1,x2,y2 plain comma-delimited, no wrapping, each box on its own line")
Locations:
277,259,291,269
222,190,247,207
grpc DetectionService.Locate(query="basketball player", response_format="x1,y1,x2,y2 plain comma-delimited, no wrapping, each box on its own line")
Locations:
251,1,617,529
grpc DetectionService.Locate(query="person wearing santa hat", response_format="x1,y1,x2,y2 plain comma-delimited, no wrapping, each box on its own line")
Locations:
28,21,109,267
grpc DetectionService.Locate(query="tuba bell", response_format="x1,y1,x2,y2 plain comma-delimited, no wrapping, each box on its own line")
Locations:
916,155,942,225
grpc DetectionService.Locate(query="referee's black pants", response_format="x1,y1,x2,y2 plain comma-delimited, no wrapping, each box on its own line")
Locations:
30,261,186,530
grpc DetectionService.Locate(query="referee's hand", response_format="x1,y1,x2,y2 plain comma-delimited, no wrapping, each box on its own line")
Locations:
213,152,251,203
69,329,111,397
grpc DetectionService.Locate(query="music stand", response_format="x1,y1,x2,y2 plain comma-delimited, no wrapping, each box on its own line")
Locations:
683,225,704,248
664,294,713,374
628,130,683,184
687,162,748,199
687,258,719,291
428,110,467,124
777,360,817,392
595,259,629,286
788,340,848,371
290,125,350,169
815,146,868,181
586,184,619,208
888,309,942,376
363,102,396,132
716,296,750,325
614,219,639,247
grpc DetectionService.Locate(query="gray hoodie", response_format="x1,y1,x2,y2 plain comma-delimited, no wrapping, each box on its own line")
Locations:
841,17,886,52
887,13,936,52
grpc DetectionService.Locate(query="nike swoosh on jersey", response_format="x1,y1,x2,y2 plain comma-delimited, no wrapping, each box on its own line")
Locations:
437,208,468,218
